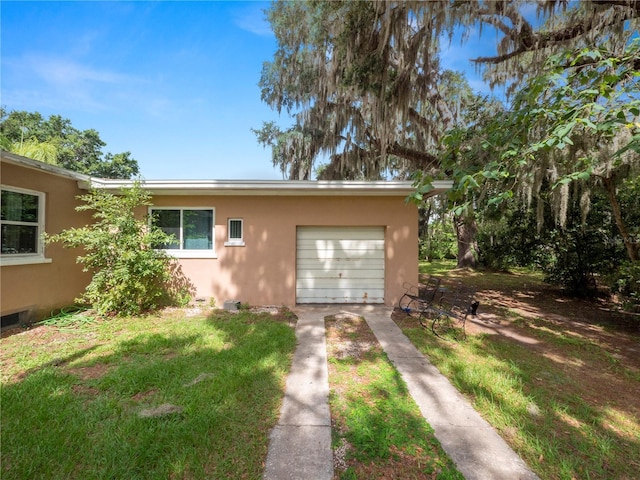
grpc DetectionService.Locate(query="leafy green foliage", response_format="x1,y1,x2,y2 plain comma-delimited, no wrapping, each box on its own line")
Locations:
476,203,543,271
419,198,457,261
47,184,193,315
435,39,639,293
609,262,640,311
513,40,640,178
0,108,139,178
420,223,457,261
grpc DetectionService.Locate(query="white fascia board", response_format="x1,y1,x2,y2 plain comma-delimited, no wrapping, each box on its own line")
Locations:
80,178,453,197
1,150,92,182
2,150,455,197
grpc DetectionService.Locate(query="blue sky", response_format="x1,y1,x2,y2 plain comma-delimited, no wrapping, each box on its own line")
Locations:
2,1,496,180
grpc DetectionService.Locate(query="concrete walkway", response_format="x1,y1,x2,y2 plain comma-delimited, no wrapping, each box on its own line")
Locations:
262,306,333,480
263,305,539,480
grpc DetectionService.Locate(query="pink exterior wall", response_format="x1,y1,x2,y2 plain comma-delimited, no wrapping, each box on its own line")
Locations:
1,161,92,321
1,157,419,320
150,194,418,307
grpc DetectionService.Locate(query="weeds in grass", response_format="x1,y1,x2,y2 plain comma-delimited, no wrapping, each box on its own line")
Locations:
326,314,463,479
1,309,296,480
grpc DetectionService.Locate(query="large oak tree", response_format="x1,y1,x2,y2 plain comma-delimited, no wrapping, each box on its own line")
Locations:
257,0,639,267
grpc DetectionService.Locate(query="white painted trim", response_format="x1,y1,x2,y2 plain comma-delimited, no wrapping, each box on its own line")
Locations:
81,178,453,197
227,218,244,244
2,150,453,198
163,250,218,259
1,151,91,182
1,184,47,261
148,207,216,255
0,256,53,266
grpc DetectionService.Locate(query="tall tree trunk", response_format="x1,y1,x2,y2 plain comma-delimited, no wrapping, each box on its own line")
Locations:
603,176,638,262
454,213,479,269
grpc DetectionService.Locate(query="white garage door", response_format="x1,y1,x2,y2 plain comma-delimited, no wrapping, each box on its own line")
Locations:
296,226,385,303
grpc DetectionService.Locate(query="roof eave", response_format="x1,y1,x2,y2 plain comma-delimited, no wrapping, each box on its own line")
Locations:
1,150,92,182
79,179,453,197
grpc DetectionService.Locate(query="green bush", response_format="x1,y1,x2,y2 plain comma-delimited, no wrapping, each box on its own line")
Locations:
48,183,193,316
420,223,456,261
609,261,640,312
476,205,542,271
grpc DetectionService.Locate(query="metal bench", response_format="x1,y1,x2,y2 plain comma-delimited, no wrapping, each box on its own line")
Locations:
399,278,479,341
398,276,444,313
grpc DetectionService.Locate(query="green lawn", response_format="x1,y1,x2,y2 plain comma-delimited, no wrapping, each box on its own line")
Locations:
1,309,296,480
399,263,640,480
4,267,638,480
419,259,458,276
325,314,463,479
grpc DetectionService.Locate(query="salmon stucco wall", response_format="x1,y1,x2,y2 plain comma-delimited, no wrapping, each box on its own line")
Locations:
1,161,92,321
150,194,418,307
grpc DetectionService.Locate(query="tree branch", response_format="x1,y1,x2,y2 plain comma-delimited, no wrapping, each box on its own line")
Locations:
387,143,441,171
472,4,639,65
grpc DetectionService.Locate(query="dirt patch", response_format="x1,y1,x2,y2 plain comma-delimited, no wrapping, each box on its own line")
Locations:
72,384,101,397
469,285,640,373
409,272,640,371
326,312,377,360
131,389,159,402
68,364,111,381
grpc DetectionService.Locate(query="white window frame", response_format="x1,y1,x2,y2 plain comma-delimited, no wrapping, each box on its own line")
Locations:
225,218,245,247
149,207,217,259
1,185,51,266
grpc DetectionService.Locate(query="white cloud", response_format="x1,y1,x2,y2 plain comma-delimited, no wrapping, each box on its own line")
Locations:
232,4,273,37
2,54,150,113
26,55,138,87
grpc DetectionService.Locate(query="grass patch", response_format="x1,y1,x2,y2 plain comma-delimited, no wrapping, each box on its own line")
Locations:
1,308,297,480
396,267,640,480
325,313,463,479
419,259,457,276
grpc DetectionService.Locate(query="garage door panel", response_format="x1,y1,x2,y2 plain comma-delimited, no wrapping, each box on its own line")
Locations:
297,239,384,252
297,256,384,269
298,250,384,262
297,227,383,240
297,269,384,280
296,277,385,289
296,227,385,304
298,258,380,274
297,249,384,260
296,288,385,303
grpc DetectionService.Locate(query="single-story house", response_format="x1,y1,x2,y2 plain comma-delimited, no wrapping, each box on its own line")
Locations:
1,151,451,326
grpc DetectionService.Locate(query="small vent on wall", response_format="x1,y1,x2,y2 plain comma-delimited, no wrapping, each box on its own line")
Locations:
1,312,22,329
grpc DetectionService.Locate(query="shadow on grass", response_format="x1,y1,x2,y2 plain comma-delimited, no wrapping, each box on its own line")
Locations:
328,334,462,478
1,314,296,480
402,324,640,479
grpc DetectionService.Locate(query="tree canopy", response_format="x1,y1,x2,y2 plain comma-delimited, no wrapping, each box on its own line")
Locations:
0,108,140,179
256,0,638,181
258,0,639,301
